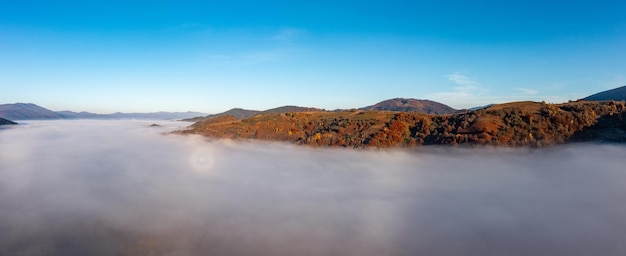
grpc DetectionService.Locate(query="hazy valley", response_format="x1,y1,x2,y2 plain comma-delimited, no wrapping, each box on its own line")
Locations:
1,120,626,255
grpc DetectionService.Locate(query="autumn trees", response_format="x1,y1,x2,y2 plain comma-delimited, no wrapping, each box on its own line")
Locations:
183,101,626,148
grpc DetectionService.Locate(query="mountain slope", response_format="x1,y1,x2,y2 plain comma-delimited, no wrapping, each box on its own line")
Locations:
0,103,64,120
259,106,323,114
189,115,239,129
182,106,322,122
0,117,17,125
583,85,626,101
182,108,261,122
360,98,456,114
179,101,626,147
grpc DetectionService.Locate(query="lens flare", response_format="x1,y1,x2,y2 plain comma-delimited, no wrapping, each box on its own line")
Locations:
189,148,215,174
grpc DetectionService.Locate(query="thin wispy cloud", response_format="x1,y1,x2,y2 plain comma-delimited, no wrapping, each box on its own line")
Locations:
428,72,489,108
514,87,539,95
446,72,481,88
444,72,487,96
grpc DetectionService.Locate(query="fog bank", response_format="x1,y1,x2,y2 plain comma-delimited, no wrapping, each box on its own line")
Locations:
1,120,625,256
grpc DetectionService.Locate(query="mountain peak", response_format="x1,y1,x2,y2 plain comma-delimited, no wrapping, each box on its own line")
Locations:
360,98,456,114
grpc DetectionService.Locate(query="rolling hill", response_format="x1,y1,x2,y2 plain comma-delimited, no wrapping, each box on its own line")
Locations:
360,98,456,114
182,108,261,122
260,106,323,114
182,106,322,122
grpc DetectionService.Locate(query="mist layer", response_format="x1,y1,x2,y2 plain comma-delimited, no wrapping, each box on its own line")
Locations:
1,120,625,256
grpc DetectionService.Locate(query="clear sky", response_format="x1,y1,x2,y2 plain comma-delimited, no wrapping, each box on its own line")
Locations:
1,1,625,113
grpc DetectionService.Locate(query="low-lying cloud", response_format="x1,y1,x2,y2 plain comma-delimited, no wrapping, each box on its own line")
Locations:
1,120,625,256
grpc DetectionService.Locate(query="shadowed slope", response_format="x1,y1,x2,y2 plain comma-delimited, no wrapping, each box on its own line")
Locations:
0,117,17,125
584,85,626,101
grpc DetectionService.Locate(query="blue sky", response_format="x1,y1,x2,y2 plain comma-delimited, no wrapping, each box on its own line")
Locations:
1,1,625,113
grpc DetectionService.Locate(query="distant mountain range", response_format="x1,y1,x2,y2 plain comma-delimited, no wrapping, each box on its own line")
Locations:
583,85,626,101
3,85,625,122
62,111,208,120
0,103,207,120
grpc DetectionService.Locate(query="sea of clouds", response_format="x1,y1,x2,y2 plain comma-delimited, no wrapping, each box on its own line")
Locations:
1,120,625,256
